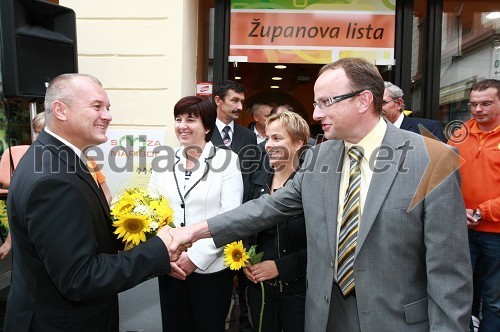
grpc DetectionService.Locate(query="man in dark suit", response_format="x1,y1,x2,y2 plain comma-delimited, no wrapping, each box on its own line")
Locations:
171,58,472,331
211,80,259,202
5,74,185,332
383,81,445,141
210,80,257,332
247,102,273,144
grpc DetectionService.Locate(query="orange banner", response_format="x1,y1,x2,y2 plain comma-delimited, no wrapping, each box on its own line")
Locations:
230,11,395,49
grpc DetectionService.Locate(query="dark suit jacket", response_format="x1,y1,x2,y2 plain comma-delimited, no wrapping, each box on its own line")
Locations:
211,122,258,202
400,115,445,142
6,130,170,332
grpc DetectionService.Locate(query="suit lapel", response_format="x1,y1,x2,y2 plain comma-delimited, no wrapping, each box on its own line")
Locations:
41,133,110,214
211,129,224,147
400,115,415,131
231,124,243,152
356,125,407,253
323,141,344,258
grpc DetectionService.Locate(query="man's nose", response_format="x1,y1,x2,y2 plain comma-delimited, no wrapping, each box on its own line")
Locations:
313,105,324,121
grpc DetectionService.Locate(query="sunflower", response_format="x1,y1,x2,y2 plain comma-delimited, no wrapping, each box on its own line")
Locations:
224,241,250,270
110,195,135,217
150,197,174,227
0,200,8,232
113,214,150,246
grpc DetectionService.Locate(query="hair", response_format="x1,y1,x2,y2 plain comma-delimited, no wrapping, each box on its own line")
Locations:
173,96,216,142
318,58,384,114
470,79,500,98
213,80,246,101
384,81,404,98
384,81,405,110
270,104,295,116
32,111,46,132
266,111,310,147
251,102,272,116
44,73,102,123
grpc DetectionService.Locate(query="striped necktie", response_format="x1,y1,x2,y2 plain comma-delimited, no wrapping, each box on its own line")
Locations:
337,146,362,296
222,125,231,146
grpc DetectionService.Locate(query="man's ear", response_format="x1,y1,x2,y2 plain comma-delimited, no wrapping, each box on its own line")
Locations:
214,95,222,106
396,98,404,110
52,101,68,121
357,90,373,114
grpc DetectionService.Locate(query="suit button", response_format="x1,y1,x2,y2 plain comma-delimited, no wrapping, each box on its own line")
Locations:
330,260,334,268
261,189,265,192
324,296,329,303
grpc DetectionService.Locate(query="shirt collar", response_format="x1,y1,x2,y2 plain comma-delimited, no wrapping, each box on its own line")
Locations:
393,112,405,128
344,117,387,162
215,118,234,134
470,119,500,134
45,127,87,163
253,126,265,143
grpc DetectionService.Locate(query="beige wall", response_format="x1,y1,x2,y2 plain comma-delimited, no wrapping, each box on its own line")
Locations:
60,0,199,146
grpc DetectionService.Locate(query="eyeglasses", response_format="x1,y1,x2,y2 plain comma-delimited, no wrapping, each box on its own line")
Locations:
468,101,495,109
382,99,398,105
313,90,364,109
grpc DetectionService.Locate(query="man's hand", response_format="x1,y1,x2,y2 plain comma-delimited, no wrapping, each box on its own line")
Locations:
169,262,187,280
466,208,480,228
157,221,211,261
156,226,191,261
175,252,197,277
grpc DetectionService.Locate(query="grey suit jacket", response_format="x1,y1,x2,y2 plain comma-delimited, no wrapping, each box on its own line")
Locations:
208,123,472,331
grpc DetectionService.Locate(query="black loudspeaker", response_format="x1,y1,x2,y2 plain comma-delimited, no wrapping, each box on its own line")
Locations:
0,0,77,99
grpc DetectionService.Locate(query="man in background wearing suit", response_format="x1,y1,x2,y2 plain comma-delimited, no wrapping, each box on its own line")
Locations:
170,57,472,331
248,102,273,144
383,81,446,142
210,80,257,331
211,80,258,202
5,74,185,331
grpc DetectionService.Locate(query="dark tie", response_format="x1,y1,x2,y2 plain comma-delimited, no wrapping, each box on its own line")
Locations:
222,125,231,146
337,146,362,296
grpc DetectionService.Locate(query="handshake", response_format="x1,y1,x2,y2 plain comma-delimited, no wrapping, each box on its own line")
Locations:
156,221,210,262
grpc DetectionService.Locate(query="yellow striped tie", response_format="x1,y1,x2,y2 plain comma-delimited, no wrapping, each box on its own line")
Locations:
337,146,362,296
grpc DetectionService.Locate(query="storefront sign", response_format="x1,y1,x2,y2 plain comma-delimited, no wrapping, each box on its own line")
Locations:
230,0,395,64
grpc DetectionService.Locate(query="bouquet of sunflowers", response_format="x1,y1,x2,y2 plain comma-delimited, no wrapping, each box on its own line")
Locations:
0,200,9,239
110,187,174,249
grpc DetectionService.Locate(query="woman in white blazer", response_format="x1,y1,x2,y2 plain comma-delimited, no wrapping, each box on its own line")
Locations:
149,96,243,332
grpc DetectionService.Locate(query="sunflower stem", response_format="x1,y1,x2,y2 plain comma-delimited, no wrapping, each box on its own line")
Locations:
258,281,265,332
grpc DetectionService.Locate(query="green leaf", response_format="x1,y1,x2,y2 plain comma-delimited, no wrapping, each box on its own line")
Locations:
250,251,264,265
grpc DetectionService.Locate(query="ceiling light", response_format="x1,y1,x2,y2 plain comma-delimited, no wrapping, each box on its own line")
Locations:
486,12,500,20
272,77,282,80
275,65,286,69
270,85,279,89
234,76,241,80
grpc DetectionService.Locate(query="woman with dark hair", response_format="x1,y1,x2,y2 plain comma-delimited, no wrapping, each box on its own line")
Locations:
148,96,243,331
244,111,309,331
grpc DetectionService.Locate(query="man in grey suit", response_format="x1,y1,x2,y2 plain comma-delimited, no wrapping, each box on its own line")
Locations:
170,58,472,331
